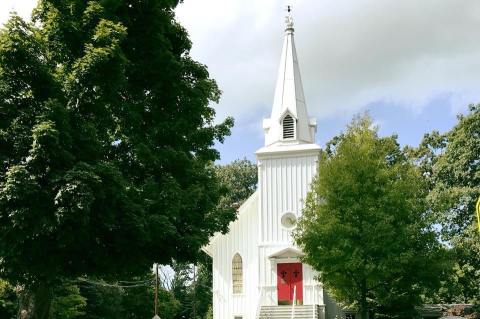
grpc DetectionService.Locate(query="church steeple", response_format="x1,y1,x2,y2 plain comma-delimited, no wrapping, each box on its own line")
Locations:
263,9,317,146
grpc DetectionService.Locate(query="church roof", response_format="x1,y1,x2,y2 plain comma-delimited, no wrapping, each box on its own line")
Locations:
271,15,306,124
256,142,320,157
262,10,318,148
268,247,305,259
202,190,259,256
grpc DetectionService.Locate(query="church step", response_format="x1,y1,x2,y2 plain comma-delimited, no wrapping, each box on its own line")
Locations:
258,305,321,319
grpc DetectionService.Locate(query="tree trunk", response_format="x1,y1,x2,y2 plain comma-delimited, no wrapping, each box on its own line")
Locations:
360,279,368,319
17,283,53,319
17,286,33,319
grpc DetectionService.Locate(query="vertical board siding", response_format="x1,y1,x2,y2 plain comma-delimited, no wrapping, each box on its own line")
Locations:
211,149,325,319
256,152,323,311
259,154,318,244
212,192,259,319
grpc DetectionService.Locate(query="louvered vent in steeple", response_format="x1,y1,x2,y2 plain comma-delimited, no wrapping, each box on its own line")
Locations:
282,115,295,139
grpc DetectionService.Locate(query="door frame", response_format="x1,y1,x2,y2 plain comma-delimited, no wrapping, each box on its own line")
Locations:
276,261,303,305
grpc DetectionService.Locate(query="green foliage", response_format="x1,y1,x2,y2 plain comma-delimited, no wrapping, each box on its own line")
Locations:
412,104,480,304
0,0,233,317
210,158,258,235
155,289,181,319
215,158,257,209
167,158,258,319
51,283,86,319
78,282,124,319
76,274,179,319
0,279,17,319
424,225,480,304
169,255,214,319
192,255,214,319
417,104,480,238
204,304,213,319
171,262,195,319
1,280,87,319
121,276,179,319
294,115,445,319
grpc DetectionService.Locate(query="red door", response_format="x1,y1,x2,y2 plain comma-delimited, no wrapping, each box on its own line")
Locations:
277,263,303,305
290,263,303,304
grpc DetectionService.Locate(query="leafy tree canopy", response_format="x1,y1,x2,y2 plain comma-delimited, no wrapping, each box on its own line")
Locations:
294,115,446,319
0,279,17,319
51,284,86,319
215,158,257,207
213,158,257,230
0,0,233,317
168,158,258,319
412,104,479,239
410,104,480,304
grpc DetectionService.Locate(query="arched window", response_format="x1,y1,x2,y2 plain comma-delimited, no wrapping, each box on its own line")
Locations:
232,253,243,294
282,115,295,139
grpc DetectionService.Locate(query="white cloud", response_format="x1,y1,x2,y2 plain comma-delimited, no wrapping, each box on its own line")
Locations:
176,0,480,125
0,0,35,25
2,0,479,128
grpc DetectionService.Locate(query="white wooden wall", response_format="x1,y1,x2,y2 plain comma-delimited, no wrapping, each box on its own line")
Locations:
257,246,324,306
210,149,325,319
210,192,260,319
257,151,323,307
257,153,318,244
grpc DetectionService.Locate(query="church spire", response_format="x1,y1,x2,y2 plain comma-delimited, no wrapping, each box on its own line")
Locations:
263,8,317,146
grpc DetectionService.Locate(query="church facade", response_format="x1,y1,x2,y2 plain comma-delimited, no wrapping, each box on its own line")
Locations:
203,13,344,319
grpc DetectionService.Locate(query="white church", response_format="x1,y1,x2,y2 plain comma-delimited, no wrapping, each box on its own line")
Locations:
203,12,346,319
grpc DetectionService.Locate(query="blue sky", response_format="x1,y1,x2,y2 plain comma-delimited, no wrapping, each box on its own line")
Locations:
178,0,480,163
2,0,479,164
215,93,464,164
174,0,480,164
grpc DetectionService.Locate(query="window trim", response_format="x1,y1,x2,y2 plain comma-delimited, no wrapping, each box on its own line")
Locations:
281,114,296,140
232,253,243,295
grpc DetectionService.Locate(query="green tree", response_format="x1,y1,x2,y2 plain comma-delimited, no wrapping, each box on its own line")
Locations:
1,280,87,319
0,0,233,318
0,279,17,319
169,257,213,319
294,115,445,319
171,262,194,319
204,305,213,319
50,283,86,319
193,256,213,319
78,281,124,319
412,104,480,304
76,273,179,319
215,158,258,210
172,158,258,319
167,159,258,319
121,275,180,319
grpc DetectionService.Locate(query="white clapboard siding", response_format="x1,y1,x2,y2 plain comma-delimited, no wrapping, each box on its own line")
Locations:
258,153,318,244
210,191,260,319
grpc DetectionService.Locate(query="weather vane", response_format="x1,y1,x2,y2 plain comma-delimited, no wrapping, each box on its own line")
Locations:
285,5,294,30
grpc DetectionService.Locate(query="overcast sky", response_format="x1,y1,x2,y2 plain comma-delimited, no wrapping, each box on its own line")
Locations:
2,0,480,163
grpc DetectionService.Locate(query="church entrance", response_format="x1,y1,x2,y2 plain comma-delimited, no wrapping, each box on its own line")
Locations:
277,263,303,305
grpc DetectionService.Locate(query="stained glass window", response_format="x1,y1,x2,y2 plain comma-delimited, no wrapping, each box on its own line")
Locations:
232,253,243,294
